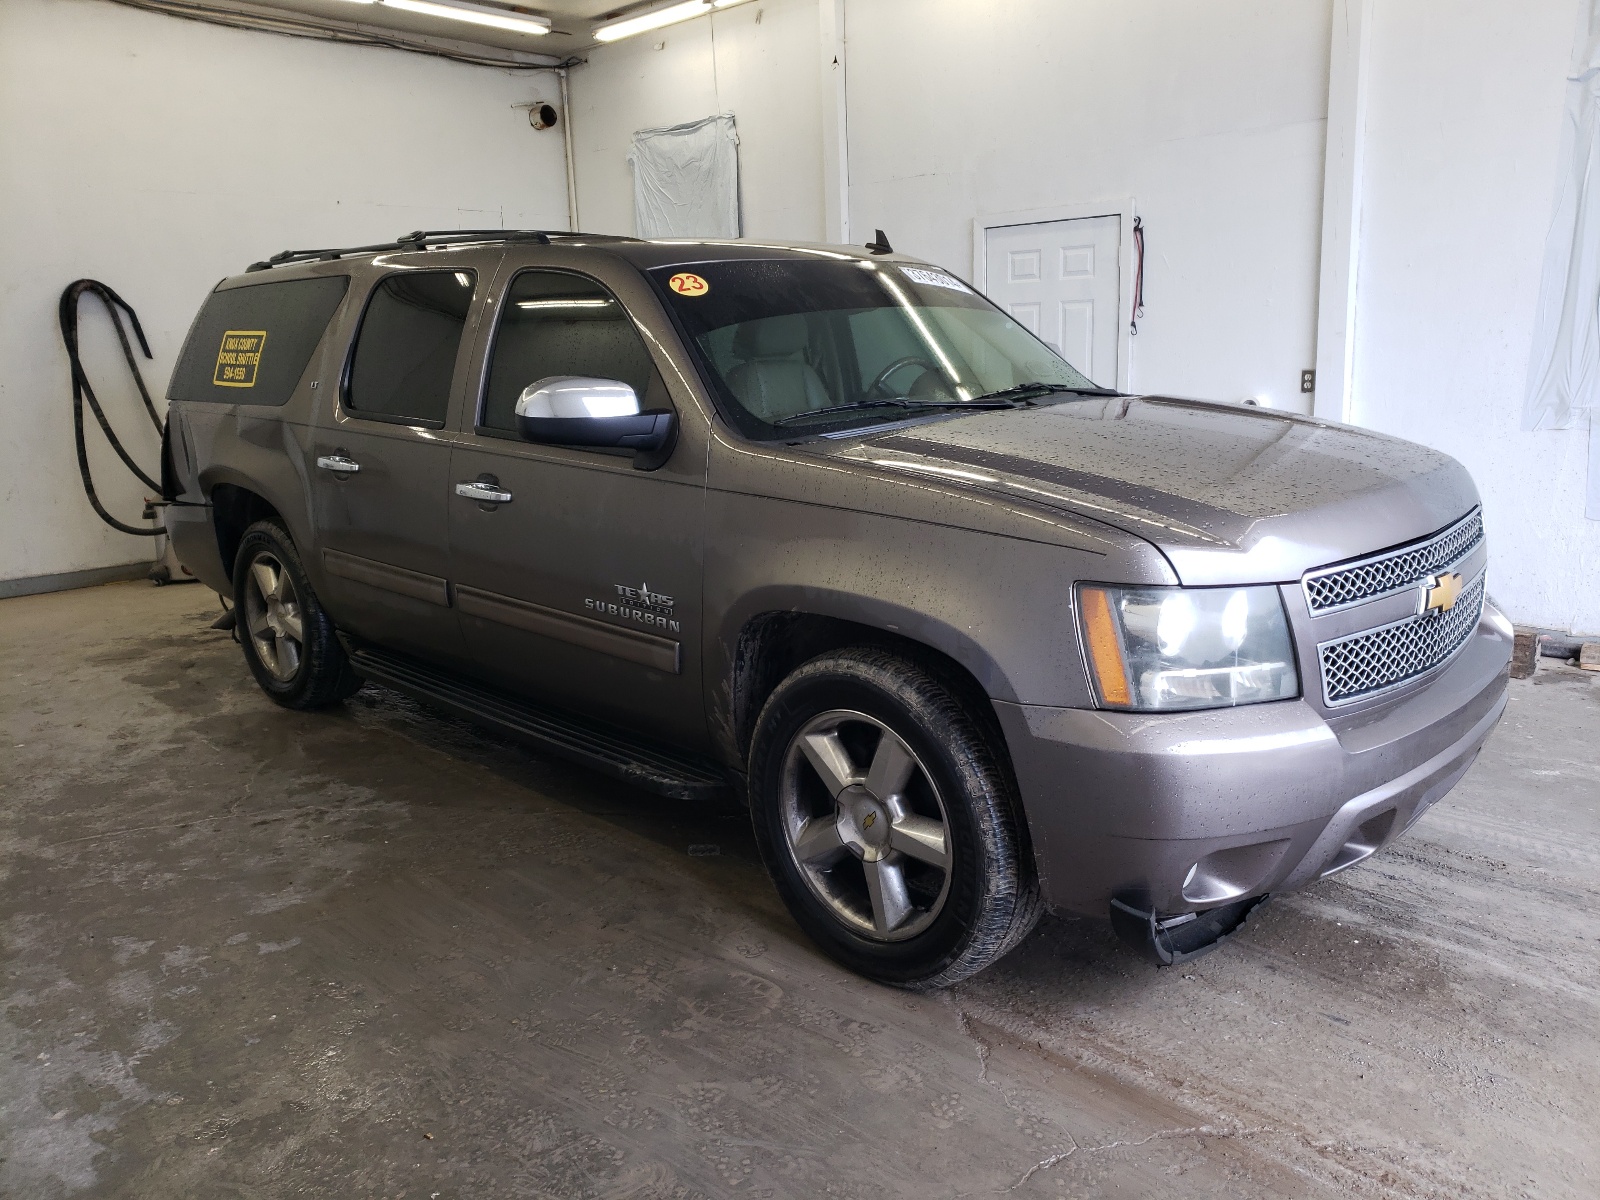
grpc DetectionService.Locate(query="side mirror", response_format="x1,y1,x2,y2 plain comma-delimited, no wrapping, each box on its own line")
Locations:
514,376,676,468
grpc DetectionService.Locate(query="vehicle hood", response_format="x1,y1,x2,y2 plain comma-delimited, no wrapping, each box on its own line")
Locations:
813,395,1480,586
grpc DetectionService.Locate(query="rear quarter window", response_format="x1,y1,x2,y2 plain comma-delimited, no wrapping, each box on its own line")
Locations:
168,275,349,406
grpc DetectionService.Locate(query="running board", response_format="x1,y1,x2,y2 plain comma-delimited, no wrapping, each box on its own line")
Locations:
341,639,730,802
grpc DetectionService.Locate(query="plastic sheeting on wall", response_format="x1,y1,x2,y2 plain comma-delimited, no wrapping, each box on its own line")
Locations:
627,114,740,239
1526,0,1600,435
1591,426,1600,519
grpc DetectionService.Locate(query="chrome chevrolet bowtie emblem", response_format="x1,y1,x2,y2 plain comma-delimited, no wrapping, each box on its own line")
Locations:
1422,571,1464,615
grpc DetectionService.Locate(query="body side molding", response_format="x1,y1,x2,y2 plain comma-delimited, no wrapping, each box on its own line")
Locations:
321,548,450,606
455,584,681,675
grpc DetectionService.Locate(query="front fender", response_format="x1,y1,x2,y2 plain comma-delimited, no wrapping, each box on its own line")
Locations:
716,584,1023,703
701,489,1139,767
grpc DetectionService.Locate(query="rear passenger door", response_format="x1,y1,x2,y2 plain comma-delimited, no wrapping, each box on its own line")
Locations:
309,266,479,667
447,267,708,748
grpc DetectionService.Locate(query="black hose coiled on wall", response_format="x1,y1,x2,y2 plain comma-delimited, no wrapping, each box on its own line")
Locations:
58,279,164,536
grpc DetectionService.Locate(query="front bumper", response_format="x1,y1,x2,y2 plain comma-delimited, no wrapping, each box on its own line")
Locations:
995,605,1512,918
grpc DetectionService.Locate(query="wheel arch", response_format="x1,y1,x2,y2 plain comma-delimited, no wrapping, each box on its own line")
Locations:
208,480,286,584
717,592,1021,781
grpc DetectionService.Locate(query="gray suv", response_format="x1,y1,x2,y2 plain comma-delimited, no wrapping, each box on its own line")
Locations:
161,230,1512,987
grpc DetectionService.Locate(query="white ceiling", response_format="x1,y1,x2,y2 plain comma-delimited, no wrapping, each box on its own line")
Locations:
231,0,663,55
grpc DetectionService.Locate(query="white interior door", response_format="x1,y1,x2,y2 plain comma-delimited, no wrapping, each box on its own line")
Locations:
983,215,1122,387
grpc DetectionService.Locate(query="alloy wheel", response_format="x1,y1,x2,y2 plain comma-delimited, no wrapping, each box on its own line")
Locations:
779,709,952,940
243,551,304,682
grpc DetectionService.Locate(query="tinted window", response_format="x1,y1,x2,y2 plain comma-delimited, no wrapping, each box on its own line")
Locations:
480,271,654,433
168,275,349,407
346,271,476,424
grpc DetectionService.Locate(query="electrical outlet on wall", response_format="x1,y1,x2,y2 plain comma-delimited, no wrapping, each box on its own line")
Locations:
1301,369,1316,393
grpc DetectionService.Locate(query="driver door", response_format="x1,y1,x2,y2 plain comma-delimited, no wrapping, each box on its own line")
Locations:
447,267,709,749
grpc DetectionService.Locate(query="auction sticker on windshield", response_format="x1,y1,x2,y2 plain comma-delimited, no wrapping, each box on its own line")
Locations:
901,266,971,293
669,272,709,297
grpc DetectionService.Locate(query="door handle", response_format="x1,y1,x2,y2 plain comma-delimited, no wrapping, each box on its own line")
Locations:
455,480,513,504
316,455,361,474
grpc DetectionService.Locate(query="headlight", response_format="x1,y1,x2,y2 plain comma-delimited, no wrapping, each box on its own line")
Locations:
1077,584,1299,711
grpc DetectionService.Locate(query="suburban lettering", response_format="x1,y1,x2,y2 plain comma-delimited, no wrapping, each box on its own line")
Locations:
585,597,681,633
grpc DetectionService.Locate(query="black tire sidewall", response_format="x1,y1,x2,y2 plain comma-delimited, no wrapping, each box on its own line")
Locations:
749,651,1027,988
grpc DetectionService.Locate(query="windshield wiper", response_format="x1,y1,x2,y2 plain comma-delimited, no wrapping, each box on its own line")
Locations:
971,381,1121,402
771,397,1021,427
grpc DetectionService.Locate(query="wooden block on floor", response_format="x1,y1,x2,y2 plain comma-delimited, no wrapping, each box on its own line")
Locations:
1580,642,1600,672
1511,631,1540,678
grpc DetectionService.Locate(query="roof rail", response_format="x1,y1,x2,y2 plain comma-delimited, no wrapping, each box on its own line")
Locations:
244,228,626,272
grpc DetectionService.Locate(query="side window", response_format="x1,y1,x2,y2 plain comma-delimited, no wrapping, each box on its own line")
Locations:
480,271,655,433
168,275,349,407
345,270,476,425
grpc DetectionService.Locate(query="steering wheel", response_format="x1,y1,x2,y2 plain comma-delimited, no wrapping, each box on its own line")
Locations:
869,355,941,397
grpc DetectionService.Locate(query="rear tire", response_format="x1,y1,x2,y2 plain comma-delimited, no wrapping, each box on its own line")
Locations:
233,520,361,710
748,647,1041,989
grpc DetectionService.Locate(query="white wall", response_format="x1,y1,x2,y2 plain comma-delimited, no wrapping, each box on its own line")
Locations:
0,0,570,588
567,0,825,241
1352,0,1599,633
841,0,1331,410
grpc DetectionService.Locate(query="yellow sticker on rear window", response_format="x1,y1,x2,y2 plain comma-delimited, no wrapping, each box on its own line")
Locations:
668,272,709,297
214,330,267,387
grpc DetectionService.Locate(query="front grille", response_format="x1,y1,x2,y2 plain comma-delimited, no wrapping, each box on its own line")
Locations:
1303,510,1483,613
1318,572,1486,706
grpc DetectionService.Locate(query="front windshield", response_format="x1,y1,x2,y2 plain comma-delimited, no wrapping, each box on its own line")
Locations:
648,257,1100,439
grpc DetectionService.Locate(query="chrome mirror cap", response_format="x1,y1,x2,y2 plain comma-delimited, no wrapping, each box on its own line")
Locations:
512,375,677,470
515,376,641,420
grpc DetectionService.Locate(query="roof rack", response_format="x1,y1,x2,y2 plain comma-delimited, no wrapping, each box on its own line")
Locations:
244,228,626,272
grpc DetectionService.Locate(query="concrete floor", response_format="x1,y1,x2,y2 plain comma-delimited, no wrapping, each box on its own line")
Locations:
2,581,1596,1200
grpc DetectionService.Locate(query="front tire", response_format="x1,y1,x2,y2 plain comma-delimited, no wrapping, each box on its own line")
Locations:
748,648,1040,989
233,520,361,710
